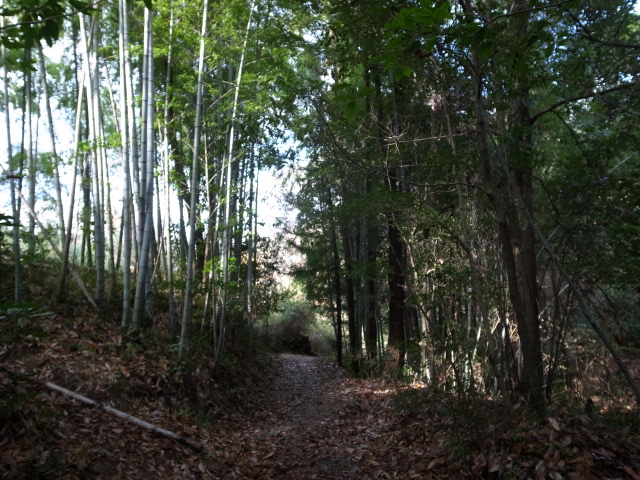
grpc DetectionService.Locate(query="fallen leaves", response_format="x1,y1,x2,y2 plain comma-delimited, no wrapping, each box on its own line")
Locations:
2,313,640,479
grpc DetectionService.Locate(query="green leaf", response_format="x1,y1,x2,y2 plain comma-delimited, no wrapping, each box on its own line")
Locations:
68,0,92,10
543,42,554,58
513,53,527,75
345,101,358,121
432,1,453,23
333,93,353,103
394,66,412,81
2,36,23,49
356,86,375,97
478,41,493,63
41,19,60,47
143,0,153,9
386,35,406,52
332,82,352,91
392,9,413,30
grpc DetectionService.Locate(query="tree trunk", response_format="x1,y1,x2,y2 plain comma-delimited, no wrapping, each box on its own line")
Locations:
25,49,35,256
217,0,256,364
331,216,343,366
2,22,22,302
37,45,65,245
341,216,359,374
57,58,86,302
180,0,209,360
386,198,406,355
119,0,133,330
80,13,105,310
469,40,546,413
161,0,177,341
132,6,155,332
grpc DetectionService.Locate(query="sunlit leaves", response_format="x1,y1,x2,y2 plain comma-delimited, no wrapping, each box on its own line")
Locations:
1,0,95,50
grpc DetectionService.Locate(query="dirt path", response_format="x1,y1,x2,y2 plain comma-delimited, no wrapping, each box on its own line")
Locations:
247,354,358,478
6,343,637,479
211,354,399,479
5,316,639,479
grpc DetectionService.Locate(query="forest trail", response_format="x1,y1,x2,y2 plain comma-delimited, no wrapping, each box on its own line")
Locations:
217,353,367,479
4,325,640,480
208,355,640,480
2,313,457,479
209,353,505,479
214,354,384,479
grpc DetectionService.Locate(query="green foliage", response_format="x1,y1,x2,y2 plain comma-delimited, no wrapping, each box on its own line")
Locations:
266,301,328,355
1,0,95,50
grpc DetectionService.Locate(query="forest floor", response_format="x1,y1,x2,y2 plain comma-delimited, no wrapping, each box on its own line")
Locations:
2,312,640,479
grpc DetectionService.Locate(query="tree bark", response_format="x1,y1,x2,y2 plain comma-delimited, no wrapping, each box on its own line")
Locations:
469,41,546,413
217,0,256,365
386,176,406,357
132,6,155,332
341,212,360,374
119,0,133,330
37,45,65,246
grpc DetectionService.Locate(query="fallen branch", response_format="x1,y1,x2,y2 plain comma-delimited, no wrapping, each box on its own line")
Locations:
0,364,204,451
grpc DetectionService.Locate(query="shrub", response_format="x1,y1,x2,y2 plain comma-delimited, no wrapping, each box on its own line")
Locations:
269,302,316,355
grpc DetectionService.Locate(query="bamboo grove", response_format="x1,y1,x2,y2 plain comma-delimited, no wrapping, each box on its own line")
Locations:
1,0,640,414
1,0,309,360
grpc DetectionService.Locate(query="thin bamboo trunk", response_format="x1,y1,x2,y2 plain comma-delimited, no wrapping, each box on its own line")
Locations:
57,63,87,302
162,35,177,338
25,49,35,256
119,0,133,330
179,0,209,360
246,144,255,348
1,364,202,451
132,6,155,332
122,0,140,266
37,45,65,245
218,0,257,364
1,12,22,301
83,14,106,310
16,188,98,310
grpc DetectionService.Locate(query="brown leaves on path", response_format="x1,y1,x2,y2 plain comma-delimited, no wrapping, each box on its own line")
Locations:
210,354,475,479
2,312,640,479
209,354,640,480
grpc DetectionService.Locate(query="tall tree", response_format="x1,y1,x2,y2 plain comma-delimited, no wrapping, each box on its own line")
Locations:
180,0,209,360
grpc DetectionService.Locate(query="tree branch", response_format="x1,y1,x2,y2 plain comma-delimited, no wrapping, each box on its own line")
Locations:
530,81,639,123
484,0,574,27
580,33,640,49
311,99,486,193
566,10,640,50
